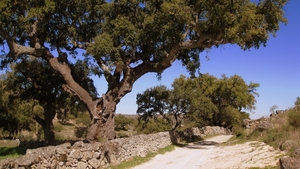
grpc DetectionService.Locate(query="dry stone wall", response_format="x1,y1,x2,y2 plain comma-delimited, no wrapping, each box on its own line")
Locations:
0,132,171,169
182,126,232,139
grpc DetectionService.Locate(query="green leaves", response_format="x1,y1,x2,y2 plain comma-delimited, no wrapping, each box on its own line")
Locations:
137,73,259,129
87,33,116,56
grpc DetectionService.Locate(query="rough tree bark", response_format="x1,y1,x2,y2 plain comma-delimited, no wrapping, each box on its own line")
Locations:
34,103,56,145
86,95,117,141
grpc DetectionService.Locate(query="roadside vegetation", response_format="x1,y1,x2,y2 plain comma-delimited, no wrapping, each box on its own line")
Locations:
234,97,300,157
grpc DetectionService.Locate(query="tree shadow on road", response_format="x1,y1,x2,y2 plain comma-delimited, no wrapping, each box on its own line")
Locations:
174,140,219,149
183,140,219,149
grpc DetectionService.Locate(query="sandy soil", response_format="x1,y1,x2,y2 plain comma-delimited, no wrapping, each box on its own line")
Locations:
132,135,285,169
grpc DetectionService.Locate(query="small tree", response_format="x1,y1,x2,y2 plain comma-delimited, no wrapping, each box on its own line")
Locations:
270,105,278,114
137,74,259,140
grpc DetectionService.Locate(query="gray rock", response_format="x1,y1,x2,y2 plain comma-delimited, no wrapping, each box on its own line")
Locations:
89,158,101,168
14,154,40,167
72,141,84,149
69,149,83,159
77,161,88,169
83,142,102,151
256,120,273,131
58,152,68,162
280,157,300,169
26,146,56,159
82,151,93,161
294,148,300,159
280,140,299,151
92,151,101,159
0,159,13,168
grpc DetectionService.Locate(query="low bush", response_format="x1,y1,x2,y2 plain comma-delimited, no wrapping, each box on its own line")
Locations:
74,126,87,138
0,147,27,159
54,123,63,132
288,107,300,128
137,118,171,134
244,106,300,157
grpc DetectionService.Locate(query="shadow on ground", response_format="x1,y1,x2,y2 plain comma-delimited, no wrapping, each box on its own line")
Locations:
184,140,219,149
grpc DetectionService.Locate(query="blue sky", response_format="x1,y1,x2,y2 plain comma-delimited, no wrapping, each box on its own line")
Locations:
93,0,300,119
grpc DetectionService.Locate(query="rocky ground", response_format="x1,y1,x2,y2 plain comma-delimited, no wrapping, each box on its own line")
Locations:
132,135,286,169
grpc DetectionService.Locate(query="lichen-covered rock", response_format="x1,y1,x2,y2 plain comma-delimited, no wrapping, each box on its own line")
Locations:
280,157,300,169
88,158,101,168
294,148,300,158
256,120,273,131
280,140,299,151
71,141,84,149
77,161,88,169
0,159,13,168
69,149,84,159
14,153,40,167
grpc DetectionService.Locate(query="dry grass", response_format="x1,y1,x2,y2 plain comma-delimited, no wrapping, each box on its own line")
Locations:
246,108,300,156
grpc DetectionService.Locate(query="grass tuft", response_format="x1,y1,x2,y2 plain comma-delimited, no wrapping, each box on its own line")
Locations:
0,147,27,160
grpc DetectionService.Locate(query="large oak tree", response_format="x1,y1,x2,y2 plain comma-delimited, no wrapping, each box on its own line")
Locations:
0,0,287,142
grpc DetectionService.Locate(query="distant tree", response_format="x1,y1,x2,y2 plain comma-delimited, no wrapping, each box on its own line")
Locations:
114,114,134,131
0,73,41,139
136,118,171,135
136,84,188,143
295,97,300,107
137,74,259,137
0,0,288,142
270,105,278,114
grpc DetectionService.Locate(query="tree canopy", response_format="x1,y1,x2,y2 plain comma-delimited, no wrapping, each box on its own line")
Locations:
0,0,288,141
0,73,41,138
136,74,259,132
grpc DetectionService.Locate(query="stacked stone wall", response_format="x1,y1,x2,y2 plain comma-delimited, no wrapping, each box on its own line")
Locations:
0,132,171,169
182,126,232,139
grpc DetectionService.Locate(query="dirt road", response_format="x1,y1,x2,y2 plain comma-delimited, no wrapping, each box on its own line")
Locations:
132,135,285,169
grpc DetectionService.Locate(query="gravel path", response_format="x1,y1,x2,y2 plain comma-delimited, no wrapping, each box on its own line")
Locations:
131,135,285,169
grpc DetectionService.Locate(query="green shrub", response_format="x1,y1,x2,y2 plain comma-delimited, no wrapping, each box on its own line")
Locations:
288,108,300,128
137,118,171,134
262,128,285,147
232,126,246,138
54,123,63,132
75,112,91,126
115,115,135,131
74,127,87,138
55,133,65,141
0,147,27,159
117,130,131,138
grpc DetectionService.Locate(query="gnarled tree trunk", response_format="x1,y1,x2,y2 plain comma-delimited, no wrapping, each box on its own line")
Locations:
34,103,56,145
86,96,117,142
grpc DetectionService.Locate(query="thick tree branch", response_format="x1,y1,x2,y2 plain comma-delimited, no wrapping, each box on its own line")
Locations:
95,57,113,83
0,26,44,58
28,20,42,49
